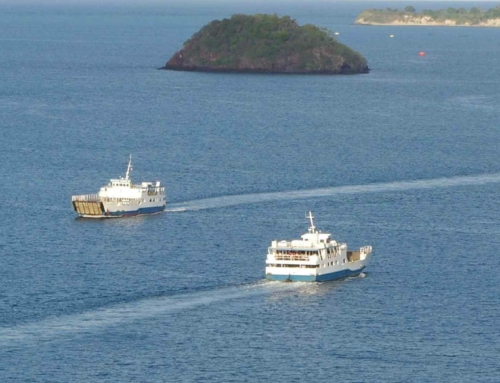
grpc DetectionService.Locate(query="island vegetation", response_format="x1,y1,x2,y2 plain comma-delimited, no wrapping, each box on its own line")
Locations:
355,5,500,26
163,14,369,74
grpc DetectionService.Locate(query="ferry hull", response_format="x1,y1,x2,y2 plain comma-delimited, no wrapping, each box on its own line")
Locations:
266,266,365,282
76,205,165,218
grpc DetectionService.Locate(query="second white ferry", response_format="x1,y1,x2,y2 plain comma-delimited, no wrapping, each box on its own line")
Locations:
71,156,166,218
266,212,372,282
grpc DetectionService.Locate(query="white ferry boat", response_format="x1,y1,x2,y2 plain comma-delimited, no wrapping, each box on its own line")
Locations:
266,212,372,282
71,156,166,218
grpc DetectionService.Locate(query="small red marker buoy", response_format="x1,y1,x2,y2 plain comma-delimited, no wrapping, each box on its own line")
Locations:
418,51,426,56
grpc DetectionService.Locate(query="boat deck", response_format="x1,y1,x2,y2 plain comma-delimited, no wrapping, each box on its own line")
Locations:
347,251,361,262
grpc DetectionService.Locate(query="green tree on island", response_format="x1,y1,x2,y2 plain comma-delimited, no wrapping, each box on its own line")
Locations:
164,14,369,74
356,5,500,26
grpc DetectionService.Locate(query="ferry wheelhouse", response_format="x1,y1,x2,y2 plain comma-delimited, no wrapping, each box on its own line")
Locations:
71,156,166,218
266,212,372,282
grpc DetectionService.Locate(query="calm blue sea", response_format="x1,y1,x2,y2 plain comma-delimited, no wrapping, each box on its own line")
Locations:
1,1,500,382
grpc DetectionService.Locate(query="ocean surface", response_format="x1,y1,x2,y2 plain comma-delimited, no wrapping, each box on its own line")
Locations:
1,1,500,382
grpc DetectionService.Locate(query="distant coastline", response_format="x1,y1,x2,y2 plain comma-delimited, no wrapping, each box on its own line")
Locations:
355,5,500,27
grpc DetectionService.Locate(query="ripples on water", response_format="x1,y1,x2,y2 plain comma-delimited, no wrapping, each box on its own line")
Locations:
167,173,500,211
1,2,500,382
0,281,302,346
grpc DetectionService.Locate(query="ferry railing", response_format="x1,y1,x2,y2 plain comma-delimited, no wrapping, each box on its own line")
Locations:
360,246,372,254
147,187,166,196
72,195,147,203
274,253,310,261
72,194,99,202
101,197,144,202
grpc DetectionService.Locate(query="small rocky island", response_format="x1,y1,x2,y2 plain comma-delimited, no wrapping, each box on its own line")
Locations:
355,5,500,27
162,14,369,74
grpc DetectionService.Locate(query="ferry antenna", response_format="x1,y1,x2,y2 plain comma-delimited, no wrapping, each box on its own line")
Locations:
306,211,316,233
125,154,132,180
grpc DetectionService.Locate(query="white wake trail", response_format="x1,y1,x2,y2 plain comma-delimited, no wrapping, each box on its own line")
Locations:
0,282,301,347
167,173,500,212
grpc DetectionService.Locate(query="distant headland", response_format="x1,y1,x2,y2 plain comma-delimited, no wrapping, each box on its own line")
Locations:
161,14,369,74
355,5,500,27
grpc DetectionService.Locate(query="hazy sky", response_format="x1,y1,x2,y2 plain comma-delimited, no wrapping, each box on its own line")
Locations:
1,0,499,4
1,0,499,8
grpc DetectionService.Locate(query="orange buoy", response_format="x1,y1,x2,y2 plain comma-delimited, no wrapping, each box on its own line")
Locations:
418,51,426,56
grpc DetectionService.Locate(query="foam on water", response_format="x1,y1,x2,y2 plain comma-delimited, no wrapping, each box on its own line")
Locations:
0,281,304,347
166,173,500,212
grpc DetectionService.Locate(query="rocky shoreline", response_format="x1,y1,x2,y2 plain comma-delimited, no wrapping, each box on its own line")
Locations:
356,16,500,27
160,63,369,75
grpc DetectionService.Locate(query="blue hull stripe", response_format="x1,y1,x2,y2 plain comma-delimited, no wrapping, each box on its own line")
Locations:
103,205,165,217
266,267,365,282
